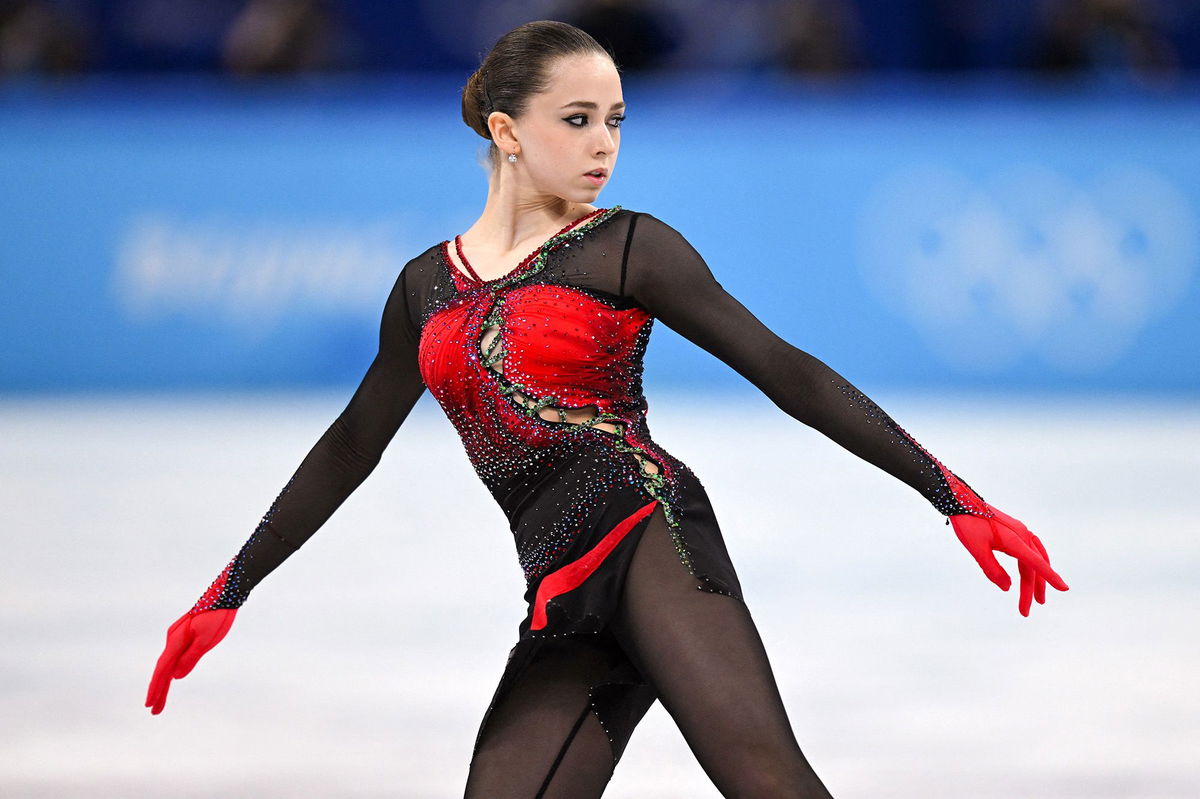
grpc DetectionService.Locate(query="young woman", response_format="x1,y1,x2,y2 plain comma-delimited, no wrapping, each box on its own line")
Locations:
146,20,1069,798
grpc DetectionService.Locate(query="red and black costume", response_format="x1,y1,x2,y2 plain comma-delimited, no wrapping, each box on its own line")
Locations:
186,206,995,768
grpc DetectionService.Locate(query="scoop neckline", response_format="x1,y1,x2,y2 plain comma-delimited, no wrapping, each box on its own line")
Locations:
443,206,620,286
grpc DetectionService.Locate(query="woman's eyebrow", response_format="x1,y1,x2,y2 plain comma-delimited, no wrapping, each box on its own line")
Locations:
560,100,627,110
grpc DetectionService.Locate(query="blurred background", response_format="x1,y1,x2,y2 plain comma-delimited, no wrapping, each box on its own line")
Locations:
3,1,1198,797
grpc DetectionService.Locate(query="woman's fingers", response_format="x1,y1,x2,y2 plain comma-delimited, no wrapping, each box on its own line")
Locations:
1017,558,1035,617
146,639,187,713
145,662,172,713
146,675,172,714
996,523,1069,592
950,510,1067,616
148,610,239,712
1031,535,1049,605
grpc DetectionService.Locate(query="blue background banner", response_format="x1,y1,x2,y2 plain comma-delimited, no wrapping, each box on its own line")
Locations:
3,75,1198,394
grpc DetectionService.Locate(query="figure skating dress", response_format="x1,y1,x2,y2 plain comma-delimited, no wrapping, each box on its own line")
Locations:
188,206,991,768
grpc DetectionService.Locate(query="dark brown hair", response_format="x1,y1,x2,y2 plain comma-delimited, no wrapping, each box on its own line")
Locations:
461,20,616,167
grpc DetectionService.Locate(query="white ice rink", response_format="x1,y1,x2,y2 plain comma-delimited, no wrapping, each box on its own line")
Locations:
2,390,1197,798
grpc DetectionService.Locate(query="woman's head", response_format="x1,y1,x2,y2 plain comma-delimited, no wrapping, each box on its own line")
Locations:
461,21,625,202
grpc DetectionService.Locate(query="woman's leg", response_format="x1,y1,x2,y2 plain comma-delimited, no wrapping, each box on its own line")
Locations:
464,633,632,798
609,507,836,799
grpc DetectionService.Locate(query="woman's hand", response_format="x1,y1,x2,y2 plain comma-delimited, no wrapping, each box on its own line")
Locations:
950,505,1069,617
145,608,237,714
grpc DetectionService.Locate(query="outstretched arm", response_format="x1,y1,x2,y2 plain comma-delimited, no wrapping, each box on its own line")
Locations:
146,265,427,713
622,212,1068,614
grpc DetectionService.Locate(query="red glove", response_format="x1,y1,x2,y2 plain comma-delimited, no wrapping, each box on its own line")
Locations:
950,504,1068,617
145,608,238,714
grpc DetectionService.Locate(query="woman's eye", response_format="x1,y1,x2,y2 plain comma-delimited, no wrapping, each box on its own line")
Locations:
564,114,625,128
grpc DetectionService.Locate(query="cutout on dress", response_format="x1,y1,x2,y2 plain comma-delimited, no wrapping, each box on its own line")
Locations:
479,317,661,478
480,322,504,371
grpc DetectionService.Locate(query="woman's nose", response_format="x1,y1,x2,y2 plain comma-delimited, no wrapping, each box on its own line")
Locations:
593,125,614,155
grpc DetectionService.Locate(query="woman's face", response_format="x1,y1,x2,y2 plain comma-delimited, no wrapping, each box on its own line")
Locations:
503,52,625,203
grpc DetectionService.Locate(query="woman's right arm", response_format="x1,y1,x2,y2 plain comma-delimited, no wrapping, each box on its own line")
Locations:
146,265,426,713
188,266,426,613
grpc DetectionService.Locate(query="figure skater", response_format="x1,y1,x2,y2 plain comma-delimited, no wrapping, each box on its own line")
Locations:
146,20,1069,798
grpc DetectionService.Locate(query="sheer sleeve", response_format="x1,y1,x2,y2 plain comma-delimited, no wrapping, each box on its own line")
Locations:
621,212,990,519
188,263,428,614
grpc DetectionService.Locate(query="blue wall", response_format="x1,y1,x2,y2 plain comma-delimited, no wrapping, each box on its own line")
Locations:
2,75,1198,395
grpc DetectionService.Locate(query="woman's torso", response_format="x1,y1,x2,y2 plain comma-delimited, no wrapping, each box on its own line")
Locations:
399,206,694,584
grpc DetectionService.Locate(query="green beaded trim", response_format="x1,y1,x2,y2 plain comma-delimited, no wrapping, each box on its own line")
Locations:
613,437,695,573
467,204,697,575
472,205,622,374
479,297,506,368
489,205,623,291
494,370,697,574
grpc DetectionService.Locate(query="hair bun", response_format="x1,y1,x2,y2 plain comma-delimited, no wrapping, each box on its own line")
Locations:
461,68,492,140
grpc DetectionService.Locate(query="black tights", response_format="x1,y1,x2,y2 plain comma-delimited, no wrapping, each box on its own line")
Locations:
464,508,835,798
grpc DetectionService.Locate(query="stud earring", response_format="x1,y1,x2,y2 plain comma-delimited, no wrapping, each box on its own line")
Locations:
508,152,518,163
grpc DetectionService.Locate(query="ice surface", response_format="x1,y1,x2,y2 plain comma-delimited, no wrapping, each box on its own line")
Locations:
1,390,1197,798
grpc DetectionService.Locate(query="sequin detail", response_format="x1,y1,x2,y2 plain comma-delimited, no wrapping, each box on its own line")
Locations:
530,499,658,630
835,382,992,517
418,205,708,589
189,476,299,614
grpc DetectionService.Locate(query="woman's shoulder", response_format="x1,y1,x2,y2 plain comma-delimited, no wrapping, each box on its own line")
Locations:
617,208,698,254
381,242,446,310
609,206,689,239
398,240,445,279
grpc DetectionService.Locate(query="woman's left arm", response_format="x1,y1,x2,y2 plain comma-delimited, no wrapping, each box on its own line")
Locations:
621,212,1068,615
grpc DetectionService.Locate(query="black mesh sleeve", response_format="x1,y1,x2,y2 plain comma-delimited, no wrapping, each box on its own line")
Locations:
189,264,427,614
621,212,990,519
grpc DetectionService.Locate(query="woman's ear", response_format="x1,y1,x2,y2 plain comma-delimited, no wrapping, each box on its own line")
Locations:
488,111,519,154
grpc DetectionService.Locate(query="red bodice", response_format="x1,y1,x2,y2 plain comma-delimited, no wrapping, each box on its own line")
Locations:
416,207,673,512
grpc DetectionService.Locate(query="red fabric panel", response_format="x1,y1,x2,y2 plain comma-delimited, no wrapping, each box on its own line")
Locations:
531,499,659,631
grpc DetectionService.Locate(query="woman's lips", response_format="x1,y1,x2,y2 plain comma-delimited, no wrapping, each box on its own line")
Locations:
584,171,607,186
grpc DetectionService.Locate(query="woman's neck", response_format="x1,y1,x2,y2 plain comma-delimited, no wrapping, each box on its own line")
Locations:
464,168,595,252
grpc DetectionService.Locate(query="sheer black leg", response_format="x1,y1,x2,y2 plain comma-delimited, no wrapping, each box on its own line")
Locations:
464,634,628,798
609,507,836,799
